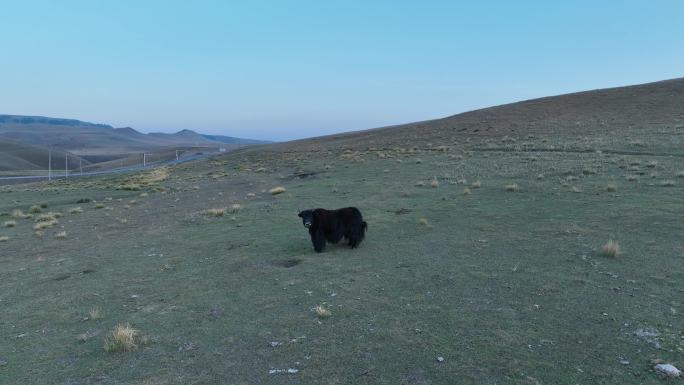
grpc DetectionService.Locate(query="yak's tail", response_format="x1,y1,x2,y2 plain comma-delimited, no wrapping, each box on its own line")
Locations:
362,221,368,232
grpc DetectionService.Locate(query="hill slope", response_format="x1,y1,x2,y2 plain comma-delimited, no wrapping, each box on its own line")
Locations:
280,77,684,152
0,138,88,172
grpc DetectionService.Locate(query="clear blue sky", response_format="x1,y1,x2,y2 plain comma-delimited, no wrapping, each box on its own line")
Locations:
1,1,682,141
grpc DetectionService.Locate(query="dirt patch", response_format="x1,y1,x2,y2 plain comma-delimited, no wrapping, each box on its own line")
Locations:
271,258,302,268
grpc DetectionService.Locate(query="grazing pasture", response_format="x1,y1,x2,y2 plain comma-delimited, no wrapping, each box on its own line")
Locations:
1,81,684,384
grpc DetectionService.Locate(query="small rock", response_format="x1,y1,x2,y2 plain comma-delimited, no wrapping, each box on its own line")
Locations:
178,342,197,352
437,356,444,362
654,363,681,377
269,368,299,374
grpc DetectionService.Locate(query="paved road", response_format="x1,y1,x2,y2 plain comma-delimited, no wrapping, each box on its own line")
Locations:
0,152,216,185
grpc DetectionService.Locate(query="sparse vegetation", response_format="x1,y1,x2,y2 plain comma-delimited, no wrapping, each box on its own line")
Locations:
3,220,16,228
314,305,332,318
54,231,67,239
471,180,481,189
29,205,43,214
88,308,103,320
70,207,83,214
104,323,139,352
606,183,617,192
0,236,8,242
601,240,621,258
204,208,226,217
94,203,106,209
269,186,286,195
660,180,676,187
33,220,58,230
504,183,520,192
11,209,29,219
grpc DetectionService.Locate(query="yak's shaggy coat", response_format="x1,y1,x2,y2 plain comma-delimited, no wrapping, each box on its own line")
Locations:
298,207,367,253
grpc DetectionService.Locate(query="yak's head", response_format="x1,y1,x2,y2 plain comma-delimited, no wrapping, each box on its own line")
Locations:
297,209,314,228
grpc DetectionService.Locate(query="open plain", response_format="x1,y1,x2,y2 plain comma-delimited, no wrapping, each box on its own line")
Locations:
1,79,683,384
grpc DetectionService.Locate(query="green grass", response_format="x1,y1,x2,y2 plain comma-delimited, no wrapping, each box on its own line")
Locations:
0,130,683,384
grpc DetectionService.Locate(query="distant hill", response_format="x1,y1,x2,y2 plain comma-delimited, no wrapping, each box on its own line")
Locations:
200,134,271,145
0,115,112,129
0,115,270,170
0,137,88,171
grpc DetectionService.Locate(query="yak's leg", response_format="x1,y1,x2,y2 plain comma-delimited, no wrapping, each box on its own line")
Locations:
311,229,326,253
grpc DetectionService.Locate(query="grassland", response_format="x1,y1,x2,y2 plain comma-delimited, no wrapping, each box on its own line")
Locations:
1,80,684,384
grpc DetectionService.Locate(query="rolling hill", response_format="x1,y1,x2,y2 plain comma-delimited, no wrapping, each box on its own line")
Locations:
0,137,88,172
0,115,270,171
278,77,684,152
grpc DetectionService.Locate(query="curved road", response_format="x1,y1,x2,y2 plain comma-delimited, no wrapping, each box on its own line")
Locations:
0,152,216,185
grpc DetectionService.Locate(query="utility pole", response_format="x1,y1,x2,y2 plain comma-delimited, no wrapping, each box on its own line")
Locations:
79,158,83,175
176,149,180,161
48,149,52,181
65,153,68,178
143,153,152,167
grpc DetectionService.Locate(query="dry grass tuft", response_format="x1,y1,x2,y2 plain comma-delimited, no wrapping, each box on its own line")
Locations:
606,183,617,192
269,186,286,195
94,203,106,209
314,305,332,318
504,183,520,192
29,205,43,214
88,308,103,320
104,323,139,352
3,220,16,228
676,171,684,178
228,204,242,214
54,231,67,239
35,213,59,222
70,207,83,214
0,236,8,242
119,183,141,191
204,208,226,217
626,175,639,182
33,219,58,230
11,209,29,219
471,180,482,189
418,218,430,226
462,187,471,195
430,178,439,188
601,240,621,258
660,180,676,187
571,186,582,193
